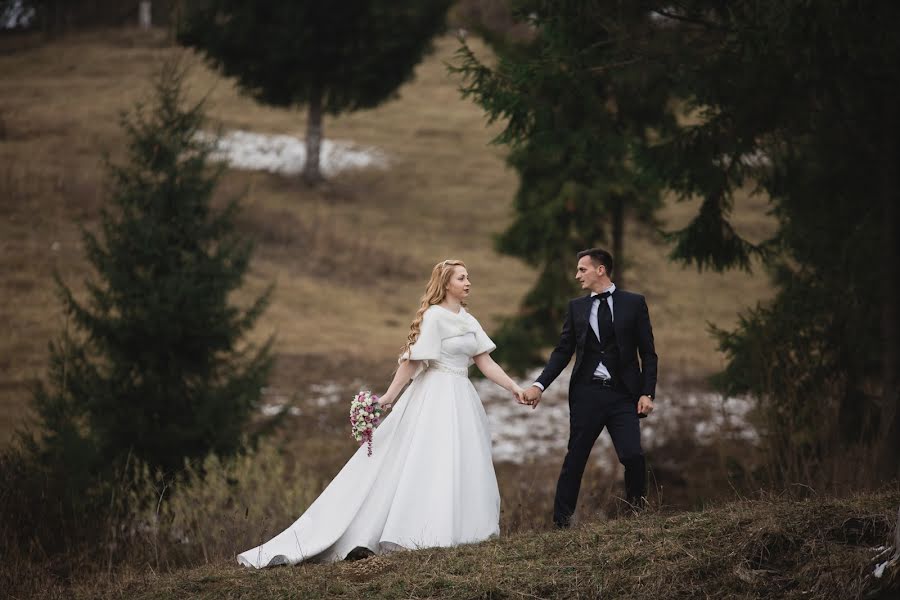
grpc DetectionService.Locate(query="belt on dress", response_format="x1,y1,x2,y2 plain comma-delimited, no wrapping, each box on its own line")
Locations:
428,361,469,378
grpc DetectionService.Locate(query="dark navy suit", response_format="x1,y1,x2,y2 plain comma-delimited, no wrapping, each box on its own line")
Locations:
535,289,658,525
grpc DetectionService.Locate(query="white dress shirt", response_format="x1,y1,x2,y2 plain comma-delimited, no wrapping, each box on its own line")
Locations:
533,284,616,391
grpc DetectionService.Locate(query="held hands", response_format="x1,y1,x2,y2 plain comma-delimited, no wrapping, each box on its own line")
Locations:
512,385,526,405
637,395,654,416
512,386,531,405
522,385,542,410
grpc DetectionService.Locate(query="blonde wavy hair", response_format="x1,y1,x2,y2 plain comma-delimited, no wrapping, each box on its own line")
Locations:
399,259,467,360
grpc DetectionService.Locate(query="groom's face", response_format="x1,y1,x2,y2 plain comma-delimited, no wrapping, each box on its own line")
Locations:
575,256,603,290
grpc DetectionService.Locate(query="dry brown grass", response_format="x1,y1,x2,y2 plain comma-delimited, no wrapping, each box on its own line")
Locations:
42,487,897,600
0,27,775,447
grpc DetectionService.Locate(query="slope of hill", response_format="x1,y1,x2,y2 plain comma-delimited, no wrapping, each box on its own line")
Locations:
65,489,900,600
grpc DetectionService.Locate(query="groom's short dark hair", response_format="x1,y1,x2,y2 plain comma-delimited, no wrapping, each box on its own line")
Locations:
577,248,614,275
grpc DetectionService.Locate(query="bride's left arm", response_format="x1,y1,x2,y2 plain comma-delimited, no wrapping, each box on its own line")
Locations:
473,353,524,399
379,359,421,409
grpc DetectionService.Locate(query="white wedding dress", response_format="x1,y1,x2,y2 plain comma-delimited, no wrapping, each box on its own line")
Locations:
237,305,501,567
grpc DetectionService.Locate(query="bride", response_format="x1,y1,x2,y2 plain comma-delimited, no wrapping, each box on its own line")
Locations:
238,259,526,567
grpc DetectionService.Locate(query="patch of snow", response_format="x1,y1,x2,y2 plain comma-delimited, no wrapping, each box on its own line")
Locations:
2,0,35,29
258,386,307,417
715,150,771,169
475,366,758,464
259,403,286,417
199,130,388,177
308,382,345,407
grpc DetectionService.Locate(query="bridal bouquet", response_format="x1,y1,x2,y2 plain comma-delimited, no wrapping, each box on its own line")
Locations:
350,390,383,457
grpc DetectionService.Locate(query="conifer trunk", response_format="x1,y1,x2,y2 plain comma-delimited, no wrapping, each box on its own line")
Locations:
612,195,625,288
303,87,324,185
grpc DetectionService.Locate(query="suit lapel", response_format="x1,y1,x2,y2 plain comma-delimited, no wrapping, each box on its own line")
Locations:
577,295,593,345
612,289,625,339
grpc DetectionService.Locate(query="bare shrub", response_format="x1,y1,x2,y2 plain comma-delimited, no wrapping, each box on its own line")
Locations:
0,433,320,596
119,437,320,569
746,358,884,494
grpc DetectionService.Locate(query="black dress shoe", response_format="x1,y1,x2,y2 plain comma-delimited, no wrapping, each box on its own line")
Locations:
345,546,375,561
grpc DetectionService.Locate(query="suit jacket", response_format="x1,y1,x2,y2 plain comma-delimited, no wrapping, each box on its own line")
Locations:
536,289,658,399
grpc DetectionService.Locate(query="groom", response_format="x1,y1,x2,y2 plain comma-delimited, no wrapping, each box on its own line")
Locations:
523,248,658,527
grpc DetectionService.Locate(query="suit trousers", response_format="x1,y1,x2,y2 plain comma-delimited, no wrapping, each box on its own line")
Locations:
553,381,646,527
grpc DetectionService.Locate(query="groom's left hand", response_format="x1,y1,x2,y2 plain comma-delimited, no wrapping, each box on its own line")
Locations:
637,395,654,416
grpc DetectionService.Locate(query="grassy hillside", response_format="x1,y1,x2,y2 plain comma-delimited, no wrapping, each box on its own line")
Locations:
41,489,895,600
2,27,895,600
0,28,775,445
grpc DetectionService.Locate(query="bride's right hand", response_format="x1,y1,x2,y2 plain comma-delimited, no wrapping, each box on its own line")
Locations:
379,393,394,411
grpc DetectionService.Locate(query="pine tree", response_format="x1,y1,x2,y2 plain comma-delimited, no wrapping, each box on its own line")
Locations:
455,0,900,479
29,62,273,480
634,1,900,479
177,0,454,184
452,1,673,371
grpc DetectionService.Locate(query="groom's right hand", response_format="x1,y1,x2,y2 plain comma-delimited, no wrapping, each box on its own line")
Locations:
523,386,543,410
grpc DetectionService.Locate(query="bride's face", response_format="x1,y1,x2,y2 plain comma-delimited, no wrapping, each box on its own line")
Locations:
445,266,471,302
